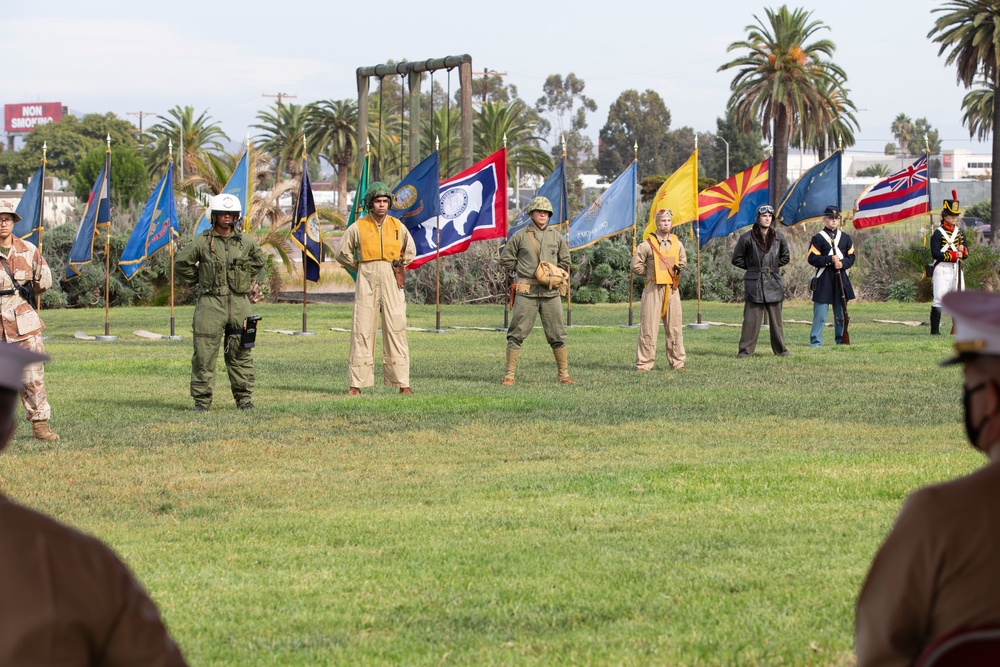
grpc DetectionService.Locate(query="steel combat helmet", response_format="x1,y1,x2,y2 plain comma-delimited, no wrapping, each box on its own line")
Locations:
363,182,394,209
527,196,554,215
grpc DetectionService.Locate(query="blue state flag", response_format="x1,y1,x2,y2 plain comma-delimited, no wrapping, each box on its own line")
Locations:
194,150,249,235
697,158,771,247
291,162,323,282
66,156,111,279
14,166,44,247
509,158,567,238
390,151,440,229
119,167,179,280
776,151,842,226
568,162,636,250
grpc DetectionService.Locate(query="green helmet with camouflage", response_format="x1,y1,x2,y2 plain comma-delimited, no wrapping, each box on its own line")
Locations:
363,182,394,210
527,196,554,216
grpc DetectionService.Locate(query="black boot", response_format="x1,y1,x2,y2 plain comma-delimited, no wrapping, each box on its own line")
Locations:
930,307,941,335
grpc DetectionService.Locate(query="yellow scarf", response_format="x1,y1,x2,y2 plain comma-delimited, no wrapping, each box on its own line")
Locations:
648,234,680,286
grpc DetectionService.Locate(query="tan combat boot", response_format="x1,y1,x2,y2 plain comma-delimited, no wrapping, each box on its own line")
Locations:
553,347,575,384
502,348,520,385
32,420,59,441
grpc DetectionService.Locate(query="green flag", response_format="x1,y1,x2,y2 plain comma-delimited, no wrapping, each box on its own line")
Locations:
344,154,370,280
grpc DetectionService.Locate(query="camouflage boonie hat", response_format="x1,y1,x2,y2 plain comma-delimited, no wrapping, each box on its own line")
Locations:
364,182,394,209
0,199,21,223
527,196,554,215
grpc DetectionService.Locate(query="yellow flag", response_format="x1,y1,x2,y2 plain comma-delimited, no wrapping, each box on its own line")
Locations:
642,149,698,240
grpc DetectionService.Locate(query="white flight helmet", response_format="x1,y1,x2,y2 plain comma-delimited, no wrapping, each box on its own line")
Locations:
210,194,242,225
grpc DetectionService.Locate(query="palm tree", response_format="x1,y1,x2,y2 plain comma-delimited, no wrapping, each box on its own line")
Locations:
719,5,847,201
253,102,307,183
304,99,357,215
962,81,994,141
474,100,554,183
144,106,228,177
891,114,914,157
929,0,1000,243
794,75,859,160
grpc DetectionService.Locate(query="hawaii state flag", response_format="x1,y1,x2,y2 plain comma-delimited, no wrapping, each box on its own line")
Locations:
14,165,44,247
853,154,930,229
66,154,111,279
405,148,507,270
119,167,179,280
292,161,323,282
698,158,771,246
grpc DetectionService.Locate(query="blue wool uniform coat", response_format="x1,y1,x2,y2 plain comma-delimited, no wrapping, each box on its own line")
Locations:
807,228,855,304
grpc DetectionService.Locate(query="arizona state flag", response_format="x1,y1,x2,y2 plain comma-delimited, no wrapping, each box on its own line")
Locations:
697,158,771,246
291,161,323,282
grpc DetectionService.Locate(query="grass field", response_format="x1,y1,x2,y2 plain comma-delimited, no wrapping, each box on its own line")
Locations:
0,299,979,666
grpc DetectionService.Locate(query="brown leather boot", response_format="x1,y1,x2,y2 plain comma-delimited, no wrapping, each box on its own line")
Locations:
502,348,520,385
32,420,59,441
553,347,575,384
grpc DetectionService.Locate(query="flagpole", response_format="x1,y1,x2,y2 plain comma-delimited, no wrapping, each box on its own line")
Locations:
627,141,638,328
434,136,443,333
689,136,709,331
167,139,181,340
97,134,117,342
924,134,931,248
245,133,252,233
301,136,309,333
561,137,572,327
36,143,47,311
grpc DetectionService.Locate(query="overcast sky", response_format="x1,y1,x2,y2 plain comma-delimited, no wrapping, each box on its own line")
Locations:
3,0,991,158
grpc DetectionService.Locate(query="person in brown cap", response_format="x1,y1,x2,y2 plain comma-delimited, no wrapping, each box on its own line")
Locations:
0,343,188,665
928,191,967,335
0,198,57,440
855,290,1000,666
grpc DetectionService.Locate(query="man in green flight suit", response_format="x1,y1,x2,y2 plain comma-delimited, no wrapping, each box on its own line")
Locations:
500,196,574,385
176,194,267,411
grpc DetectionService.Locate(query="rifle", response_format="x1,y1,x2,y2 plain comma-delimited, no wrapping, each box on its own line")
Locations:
951,257,963,334
836,269,851,345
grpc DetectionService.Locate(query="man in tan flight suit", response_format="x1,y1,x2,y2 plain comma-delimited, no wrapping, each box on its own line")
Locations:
499,196,574,385
855,290,1000,666
0,344,188,665
0,199,57,440
631,209,686,371
335,182,416,395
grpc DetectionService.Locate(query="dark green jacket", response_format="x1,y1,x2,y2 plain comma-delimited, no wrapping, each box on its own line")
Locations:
176,229,267,296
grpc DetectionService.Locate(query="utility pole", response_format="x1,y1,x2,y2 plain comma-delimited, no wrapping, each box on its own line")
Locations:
262,92,298,181
478,68,507,104
127,111,156,149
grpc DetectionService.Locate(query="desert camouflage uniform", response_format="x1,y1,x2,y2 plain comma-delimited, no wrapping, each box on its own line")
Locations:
0,237,52,422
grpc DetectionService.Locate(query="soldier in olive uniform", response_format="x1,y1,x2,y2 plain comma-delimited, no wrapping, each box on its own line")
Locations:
176,194,266,411
499,196,574,385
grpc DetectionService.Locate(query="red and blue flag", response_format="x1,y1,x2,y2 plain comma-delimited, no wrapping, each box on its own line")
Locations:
853,154,930,229
697,158,771,246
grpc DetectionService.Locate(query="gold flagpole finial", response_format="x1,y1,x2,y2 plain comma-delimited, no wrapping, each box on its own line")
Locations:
42,141,47,164
366,137,371,155
106,133,111,151
633,140,638,162
168,139,173,163
838,135,842,151
695,134,698,151
302,133,307,160
924,133,929,153
503,132,507,149
435,135,440,152
561,133,567,159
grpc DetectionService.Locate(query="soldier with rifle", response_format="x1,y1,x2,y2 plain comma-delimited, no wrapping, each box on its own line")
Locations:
929,192,967,335
807,205,855,347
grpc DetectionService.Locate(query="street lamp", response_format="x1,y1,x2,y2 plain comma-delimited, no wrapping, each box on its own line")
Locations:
716,136,730,179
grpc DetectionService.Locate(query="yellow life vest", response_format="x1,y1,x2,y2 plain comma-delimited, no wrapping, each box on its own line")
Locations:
358,215,402,262
648,234,680,286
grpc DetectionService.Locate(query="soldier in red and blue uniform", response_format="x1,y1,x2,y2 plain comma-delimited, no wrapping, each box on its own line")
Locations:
807,205,855,346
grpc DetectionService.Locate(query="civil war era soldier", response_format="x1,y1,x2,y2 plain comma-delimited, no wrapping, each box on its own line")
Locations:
176,194,266,412
929,191,968,335
631,208,686,371
334,182,416,396
807,205,856,347
0,344,189,665
0,199,58,440
499,196,574,385
855,290,1000,666
731,204,790,358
